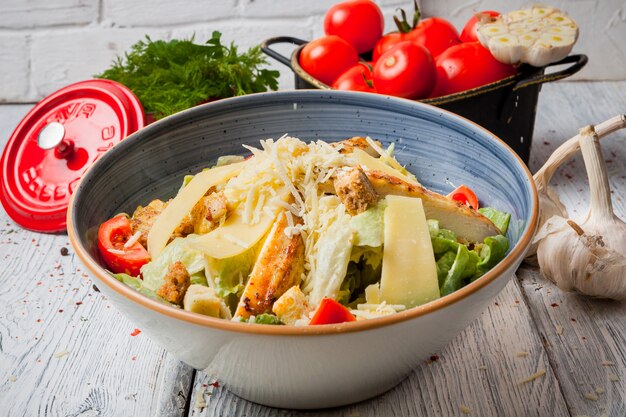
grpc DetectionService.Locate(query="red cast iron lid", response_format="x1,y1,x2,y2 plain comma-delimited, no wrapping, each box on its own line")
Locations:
0,79,145,233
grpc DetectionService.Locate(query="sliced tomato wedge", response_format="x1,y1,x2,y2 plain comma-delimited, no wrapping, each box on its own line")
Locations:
97,215,150,277
448,185,479,210
309,298,356,325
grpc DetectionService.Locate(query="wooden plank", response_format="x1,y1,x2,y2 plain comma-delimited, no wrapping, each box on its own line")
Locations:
0,105,195,417
519,266,626,417
187,279,570,417
520,81,626,416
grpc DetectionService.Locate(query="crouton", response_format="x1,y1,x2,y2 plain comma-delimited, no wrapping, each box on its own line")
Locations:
191,191,228,235
130,199,193,247
272,285,311,325
157,261,191,306
130,199,167,247
235,212,305,319
183,284,231,319
333,166,379,215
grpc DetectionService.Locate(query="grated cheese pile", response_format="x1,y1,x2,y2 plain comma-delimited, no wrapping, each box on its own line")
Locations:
223,135,357,284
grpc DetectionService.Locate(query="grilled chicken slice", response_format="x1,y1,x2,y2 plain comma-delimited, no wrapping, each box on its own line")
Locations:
332,136,380,156
333,166,379,215
235,212,306,319
365,170,502,242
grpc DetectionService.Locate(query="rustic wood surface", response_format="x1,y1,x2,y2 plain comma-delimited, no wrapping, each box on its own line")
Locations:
0,81,624,416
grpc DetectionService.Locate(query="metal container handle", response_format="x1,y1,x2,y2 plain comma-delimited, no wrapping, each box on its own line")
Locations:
260,36,308,68
497,54,587,129
512,54,588,91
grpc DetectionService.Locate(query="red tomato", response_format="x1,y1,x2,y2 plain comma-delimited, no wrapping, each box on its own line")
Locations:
299,35,359,85
459,11,500,43
372,32,407,61
332,63,376,92
430,42,517,97
372,41,435,99
324,0,384,54
98,215,150,277
448,185,479,210
407,17,461,59
309,298,356,325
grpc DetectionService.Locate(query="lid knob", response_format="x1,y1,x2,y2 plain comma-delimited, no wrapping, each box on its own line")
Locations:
38,122,74,158
37,122,65,150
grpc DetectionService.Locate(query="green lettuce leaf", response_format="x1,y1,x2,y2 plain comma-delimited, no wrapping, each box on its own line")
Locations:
473,234,510,280
478,207,511,234
350,201,386,247
251,313,283,325
112,273,176,306
207,246,257,298
440,244,470,296
140,236,208,292
339,245,384,305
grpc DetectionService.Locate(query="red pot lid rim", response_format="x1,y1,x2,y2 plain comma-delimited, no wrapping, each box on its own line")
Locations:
0,79,145,233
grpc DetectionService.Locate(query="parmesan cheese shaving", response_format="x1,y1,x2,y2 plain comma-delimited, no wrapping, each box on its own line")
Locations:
517,368,546,385
53,349,70,358
608,373,619,382
583,392,598,401
123,231,142,248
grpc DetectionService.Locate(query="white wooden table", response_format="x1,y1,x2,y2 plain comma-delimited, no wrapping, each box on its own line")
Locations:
0,82,624,417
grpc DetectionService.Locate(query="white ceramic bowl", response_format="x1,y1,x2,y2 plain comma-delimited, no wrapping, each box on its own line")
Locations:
68,91,538,409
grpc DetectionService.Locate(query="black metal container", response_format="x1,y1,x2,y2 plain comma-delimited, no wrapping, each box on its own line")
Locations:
261,36,587,164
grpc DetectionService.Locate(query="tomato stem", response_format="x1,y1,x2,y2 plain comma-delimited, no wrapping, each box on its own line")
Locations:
393,0,421,33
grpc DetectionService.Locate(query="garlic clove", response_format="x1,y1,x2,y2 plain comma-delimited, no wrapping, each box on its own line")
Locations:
536,125,626,300
526,114,626,262
488,35,523,64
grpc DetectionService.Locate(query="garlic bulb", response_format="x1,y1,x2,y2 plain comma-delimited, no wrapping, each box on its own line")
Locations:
526,114,626,262
535,125,626,300
477,5,578,67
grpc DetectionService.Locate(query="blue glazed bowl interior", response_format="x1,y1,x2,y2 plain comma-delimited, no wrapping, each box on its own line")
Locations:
73,90,535,263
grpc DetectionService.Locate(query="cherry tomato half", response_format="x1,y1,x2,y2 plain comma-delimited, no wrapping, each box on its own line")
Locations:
430,42,517,98
309,298,356,325
98,215,150,277
448,185,479,210
332,63,376,92
407,17,461,59
372,41,435,99
324,0,384,54
459,10,500,43
299,35,359,86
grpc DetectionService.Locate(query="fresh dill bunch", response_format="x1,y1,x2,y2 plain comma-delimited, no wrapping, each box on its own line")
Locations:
96,31,279,119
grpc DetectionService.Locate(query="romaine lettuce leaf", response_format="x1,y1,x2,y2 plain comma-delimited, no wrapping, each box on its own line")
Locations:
478,207,511,234
112,272,175,306
473,234,510,280
350,201,386,247
251,313,283,325
207,246,257,298
140,236,208,292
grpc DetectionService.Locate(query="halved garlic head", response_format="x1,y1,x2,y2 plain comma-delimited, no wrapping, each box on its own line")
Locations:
477,6,579,67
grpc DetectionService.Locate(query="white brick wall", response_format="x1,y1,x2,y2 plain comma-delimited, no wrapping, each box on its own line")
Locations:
0,0,624,103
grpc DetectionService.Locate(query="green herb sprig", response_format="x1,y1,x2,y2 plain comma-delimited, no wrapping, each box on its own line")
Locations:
97,31,279,119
